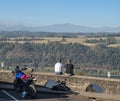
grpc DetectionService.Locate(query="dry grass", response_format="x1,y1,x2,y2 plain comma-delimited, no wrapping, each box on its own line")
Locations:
2,36,120,47
107,44,120,47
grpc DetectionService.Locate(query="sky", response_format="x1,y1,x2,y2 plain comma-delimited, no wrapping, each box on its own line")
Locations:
0,0,120,27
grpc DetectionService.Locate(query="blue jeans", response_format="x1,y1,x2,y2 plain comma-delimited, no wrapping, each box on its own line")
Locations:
55,72,63,75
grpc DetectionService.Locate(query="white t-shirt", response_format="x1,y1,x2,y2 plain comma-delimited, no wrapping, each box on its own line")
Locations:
54,62,63,73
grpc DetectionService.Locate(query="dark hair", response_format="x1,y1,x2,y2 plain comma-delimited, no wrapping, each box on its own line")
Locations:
67,59,71,64
58,58,61,62
16,66,19,69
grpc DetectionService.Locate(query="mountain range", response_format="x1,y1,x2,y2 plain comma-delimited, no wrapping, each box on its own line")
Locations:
0,23,120,32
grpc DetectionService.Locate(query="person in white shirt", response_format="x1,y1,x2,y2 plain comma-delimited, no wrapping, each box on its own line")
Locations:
54,59,63,75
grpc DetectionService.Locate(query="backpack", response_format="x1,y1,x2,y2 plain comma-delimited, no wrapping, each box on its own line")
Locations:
52,81,70,91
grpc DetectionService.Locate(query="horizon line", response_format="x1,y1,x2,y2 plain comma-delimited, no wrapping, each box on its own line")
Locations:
0,23,120,28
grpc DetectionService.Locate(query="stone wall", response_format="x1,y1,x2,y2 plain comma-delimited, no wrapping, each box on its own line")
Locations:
0,70,120,95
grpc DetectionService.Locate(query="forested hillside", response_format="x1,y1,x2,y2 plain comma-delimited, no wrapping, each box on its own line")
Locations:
0,41,120,71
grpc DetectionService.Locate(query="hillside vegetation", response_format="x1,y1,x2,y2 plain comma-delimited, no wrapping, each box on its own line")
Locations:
0,31,120,74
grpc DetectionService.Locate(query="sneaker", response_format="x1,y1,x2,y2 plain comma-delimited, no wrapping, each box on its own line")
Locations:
22,91,27,98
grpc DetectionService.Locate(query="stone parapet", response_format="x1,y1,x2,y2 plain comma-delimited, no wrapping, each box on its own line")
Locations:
0,70,120,95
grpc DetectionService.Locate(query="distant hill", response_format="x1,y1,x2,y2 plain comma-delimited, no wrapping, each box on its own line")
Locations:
0,23,120,32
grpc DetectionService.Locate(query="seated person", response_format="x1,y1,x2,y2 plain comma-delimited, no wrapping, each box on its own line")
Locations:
22,65,33,77
54,59,63,75
12,66,21,74
16,71,31,83
64,59,74,76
